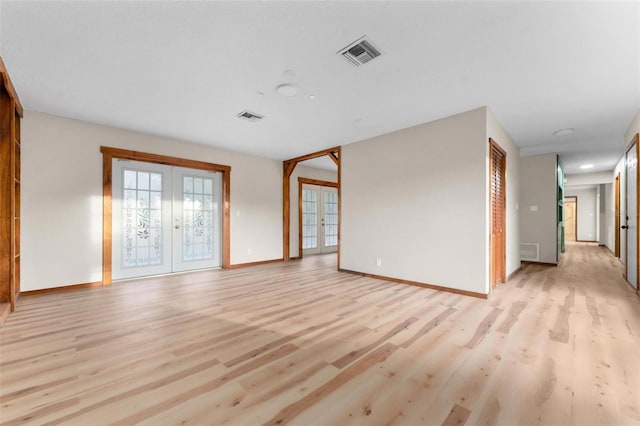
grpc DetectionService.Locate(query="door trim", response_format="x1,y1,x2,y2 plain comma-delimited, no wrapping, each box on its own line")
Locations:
615,173,620,257
101,146,231,285
489,138,507,291
297,177,338,258
564,196,578,242
624,133,640,291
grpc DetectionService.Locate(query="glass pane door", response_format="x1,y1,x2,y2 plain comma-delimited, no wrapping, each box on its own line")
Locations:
112,160,172,280
324,190,338,248
302,184,338,255
302,189,318,252
172,167,222,272
112,161,222,279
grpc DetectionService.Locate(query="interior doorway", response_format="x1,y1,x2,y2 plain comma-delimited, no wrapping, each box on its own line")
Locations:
283,147,341,266
564,196,577,242
300,181,338,256
101,146,231,285
489,138,506,289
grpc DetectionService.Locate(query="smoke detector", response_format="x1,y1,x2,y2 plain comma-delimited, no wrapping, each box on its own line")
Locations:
237,110,264,122
338,36,381,66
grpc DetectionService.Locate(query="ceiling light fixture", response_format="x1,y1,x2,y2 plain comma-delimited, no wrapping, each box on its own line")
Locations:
579,164,594,170
309,95,316,100
275,83,299,97
552,128,575,136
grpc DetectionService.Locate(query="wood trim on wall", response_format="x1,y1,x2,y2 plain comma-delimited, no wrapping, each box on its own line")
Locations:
0,57,23,117
20,281,103,296
615,173,620,257
100,146,232,285
339,268,488,299
227,258,284,269
282,146,341,268
297,177,338,258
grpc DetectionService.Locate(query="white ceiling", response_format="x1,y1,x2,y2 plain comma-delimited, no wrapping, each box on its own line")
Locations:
1,1,639,174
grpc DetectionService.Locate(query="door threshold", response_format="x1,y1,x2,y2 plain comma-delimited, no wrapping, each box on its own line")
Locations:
113,267,222,283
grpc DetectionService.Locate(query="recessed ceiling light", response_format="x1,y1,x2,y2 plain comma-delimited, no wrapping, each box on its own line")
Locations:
275,83,299,97
552,128,575,136
309,95,316,100
579,164,594,169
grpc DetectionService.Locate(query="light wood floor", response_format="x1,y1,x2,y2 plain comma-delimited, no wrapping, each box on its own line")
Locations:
1,243,640,425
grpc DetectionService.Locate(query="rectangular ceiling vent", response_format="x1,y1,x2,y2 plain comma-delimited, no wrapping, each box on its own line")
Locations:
237,110,264,122
338,36,381,67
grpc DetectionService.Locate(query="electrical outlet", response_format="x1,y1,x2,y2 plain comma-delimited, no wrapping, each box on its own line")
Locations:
376,258,382,267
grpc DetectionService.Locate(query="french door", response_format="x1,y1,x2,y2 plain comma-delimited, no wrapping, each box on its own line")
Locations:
112,159,222,280
301,184,338,255
625,141,638,289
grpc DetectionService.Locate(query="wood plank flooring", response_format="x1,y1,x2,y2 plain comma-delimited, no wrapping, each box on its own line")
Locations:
1,243,640,425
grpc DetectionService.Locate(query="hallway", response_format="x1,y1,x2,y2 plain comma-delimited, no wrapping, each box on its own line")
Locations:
1,244,639,425
492,242,640,425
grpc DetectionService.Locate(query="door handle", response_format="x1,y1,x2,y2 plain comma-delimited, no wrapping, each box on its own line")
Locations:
175,225,181,229
621,225,629,229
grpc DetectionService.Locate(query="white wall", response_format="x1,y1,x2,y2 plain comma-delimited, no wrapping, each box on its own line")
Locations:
625,110,640,145
341,107,519,295
486,108,521,278
22,111,283,291
519,154,558,263
565,171,613,186
599,183,612,248
288,165,337,257
565,187,597,241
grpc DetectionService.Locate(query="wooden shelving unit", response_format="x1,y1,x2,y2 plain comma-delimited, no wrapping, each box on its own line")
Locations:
0,57,23,324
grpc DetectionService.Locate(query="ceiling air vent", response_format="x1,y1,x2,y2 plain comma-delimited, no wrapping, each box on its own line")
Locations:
237,110,264,122
338,36,381,67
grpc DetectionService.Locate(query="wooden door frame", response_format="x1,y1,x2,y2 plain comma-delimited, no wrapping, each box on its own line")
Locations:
283,147,341,268
615,173,620,257
564,196,578,242
101,146,231,285
624,134,640,291
489,138,507,290
298,177,339,258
